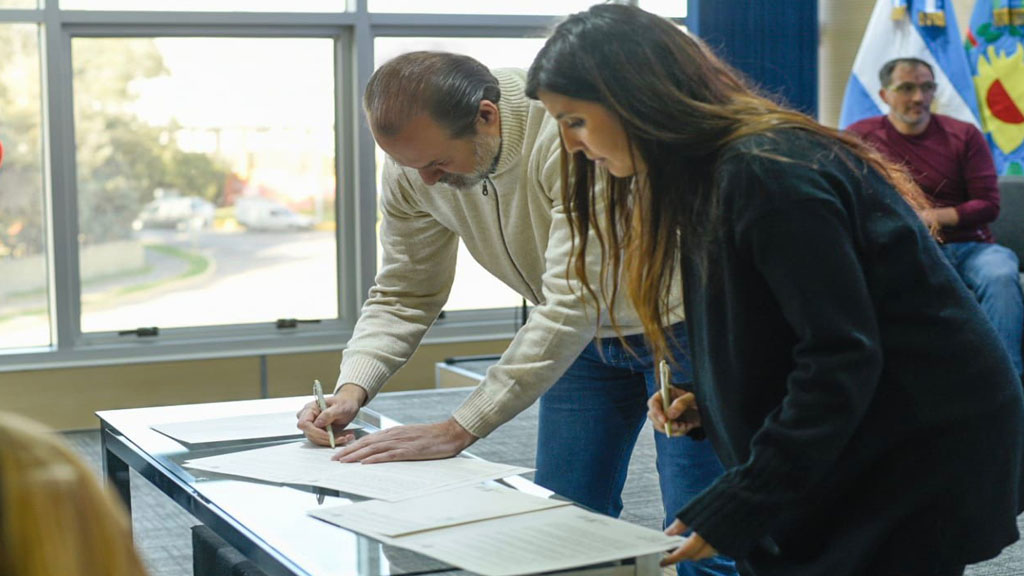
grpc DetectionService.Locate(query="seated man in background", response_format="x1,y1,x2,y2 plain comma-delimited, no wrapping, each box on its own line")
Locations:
0,411,149,576
849,57,1023,377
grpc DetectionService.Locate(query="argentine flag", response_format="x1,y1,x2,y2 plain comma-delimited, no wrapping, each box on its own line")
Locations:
839,0,979,129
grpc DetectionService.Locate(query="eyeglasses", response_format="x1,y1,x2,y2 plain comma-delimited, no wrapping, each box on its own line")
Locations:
888,81,938,95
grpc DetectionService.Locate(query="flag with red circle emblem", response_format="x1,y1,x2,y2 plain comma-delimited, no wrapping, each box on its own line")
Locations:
967,0,1024,174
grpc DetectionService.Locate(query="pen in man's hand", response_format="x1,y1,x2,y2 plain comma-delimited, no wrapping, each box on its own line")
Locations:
313,379,336,449
659,360,674,437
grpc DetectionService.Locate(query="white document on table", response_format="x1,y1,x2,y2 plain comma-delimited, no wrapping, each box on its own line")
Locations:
309,483,571,537
312,491,680,576
184,441,532,501
152,412,361,446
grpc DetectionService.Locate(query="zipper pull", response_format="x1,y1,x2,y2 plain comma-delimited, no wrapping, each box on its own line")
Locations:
482,179,489,196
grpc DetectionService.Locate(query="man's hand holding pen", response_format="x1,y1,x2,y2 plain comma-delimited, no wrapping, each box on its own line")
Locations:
297,383,478,463
297,382,367,447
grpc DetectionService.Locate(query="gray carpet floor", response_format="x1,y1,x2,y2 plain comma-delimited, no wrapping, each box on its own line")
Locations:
67,387,1024,576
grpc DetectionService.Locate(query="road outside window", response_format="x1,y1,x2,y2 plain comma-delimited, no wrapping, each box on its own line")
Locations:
71,37,338,334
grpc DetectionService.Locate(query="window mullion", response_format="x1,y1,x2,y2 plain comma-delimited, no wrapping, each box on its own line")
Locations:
43,7,84,351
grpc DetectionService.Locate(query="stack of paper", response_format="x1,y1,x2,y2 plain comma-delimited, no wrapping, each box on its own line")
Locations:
152,412,360,446
183,441,532,501
310,484,681,576
310,483,570,537
179,425,678,575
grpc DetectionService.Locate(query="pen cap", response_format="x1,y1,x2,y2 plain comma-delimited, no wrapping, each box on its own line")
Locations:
658,358,695,392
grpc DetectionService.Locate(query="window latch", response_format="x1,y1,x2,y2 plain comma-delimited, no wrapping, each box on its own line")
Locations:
118,327,160,337
275,318,322,329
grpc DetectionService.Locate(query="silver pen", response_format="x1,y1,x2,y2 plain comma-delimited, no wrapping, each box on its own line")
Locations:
313,379,336,449
659,360,674,437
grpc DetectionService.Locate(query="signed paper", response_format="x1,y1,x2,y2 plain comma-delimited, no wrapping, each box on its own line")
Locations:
184,441,532,501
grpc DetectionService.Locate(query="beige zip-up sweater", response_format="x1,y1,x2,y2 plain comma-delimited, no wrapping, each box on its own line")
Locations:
337,68,685,438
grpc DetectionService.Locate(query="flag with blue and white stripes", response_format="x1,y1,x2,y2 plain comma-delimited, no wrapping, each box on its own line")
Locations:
839,0,979,129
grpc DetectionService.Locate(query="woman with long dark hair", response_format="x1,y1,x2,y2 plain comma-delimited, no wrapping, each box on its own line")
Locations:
527,5,1024,575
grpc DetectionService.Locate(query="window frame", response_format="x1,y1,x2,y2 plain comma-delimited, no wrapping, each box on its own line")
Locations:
0,0,683,373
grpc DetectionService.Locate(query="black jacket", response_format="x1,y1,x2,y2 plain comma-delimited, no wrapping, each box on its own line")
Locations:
676,130,1024,576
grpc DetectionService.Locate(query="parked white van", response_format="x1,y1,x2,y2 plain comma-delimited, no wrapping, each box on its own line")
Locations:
234,197,314,232
132,196,215,231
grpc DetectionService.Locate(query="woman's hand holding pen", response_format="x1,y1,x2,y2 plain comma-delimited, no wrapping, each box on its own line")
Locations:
647,388,702,436
661,520,718,565
330,418,478,464
296,383,366,446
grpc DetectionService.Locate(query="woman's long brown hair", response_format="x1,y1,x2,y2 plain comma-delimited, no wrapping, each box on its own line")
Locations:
527,4,930,365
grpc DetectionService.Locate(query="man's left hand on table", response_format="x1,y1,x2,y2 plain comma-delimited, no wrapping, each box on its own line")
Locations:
331,417,478,463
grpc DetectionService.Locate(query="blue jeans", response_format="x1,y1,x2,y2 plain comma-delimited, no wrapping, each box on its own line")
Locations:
534,323,736,576
940,242,1023,375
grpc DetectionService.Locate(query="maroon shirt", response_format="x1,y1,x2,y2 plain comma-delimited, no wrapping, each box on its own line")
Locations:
847,114,999,244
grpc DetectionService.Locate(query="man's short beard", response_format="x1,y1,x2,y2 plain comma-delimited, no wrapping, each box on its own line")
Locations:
439,132,502,189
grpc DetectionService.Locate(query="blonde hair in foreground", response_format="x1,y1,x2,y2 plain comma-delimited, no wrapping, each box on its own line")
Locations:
0,411,148,576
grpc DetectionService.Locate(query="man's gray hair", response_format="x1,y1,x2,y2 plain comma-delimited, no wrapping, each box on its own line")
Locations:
364,51,501,138
878,57,934,87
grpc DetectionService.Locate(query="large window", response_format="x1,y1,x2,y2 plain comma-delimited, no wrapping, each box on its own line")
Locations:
0,24,47,350
368,0,684,17
60,0,343,11
72,37,337,333
0,2,686,369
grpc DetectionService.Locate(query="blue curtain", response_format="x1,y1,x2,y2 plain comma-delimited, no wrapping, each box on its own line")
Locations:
687,0,818,116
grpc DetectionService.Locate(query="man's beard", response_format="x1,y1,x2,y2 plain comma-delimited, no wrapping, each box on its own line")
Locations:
439,133,502,189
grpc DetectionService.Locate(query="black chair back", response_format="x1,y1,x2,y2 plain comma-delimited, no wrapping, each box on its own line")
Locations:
993,176,1024,272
